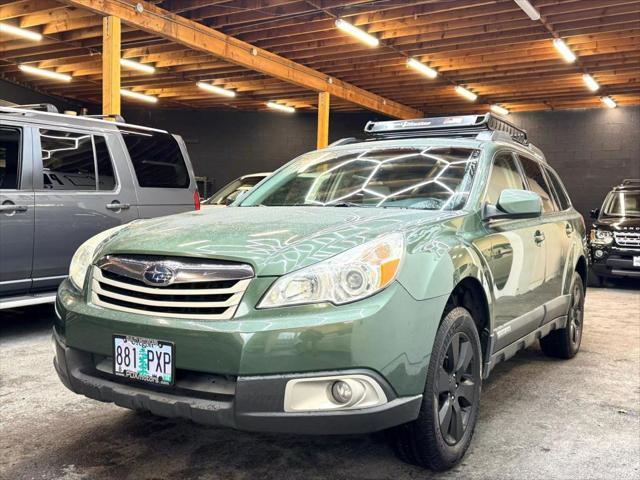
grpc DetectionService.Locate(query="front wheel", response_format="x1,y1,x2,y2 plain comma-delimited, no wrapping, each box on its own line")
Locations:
389,307,482,471
540,272,585,359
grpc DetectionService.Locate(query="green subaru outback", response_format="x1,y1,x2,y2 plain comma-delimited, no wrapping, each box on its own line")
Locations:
54,114,588,470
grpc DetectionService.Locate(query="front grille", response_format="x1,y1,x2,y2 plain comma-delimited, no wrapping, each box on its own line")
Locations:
91,255,253,320
614,232,640,247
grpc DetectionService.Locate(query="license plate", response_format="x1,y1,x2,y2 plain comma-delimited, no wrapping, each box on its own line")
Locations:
634,256,640,268
113,335,174,386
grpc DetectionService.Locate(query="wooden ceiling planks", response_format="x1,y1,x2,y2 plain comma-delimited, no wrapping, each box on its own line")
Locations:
0,0,638,113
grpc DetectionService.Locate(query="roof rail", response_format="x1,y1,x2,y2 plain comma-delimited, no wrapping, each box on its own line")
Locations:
621,179,640,186
328,137,359,147
364,113,528,146
83,114,126,123
7,103,60,113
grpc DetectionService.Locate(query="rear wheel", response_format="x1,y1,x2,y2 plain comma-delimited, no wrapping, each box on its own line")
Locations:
540,272,585,359
390,307,482,471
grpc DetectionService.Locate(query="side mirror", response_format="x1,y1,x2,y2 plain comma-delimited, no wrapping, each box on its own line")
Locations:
590,208,600,219
484,189,542,220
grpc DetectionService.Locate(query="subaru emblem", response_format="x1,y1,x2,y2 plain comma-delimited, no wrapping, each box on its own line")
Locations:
142,264,175,286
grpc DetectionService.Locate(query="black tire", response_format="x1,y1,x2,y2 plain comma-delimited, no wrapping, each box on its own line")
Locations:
389,307,482,471
540,272,585,359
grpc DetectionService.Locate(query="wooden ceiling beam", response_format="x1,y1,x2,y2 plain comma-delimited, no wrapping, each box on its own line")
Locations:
61,0,421,118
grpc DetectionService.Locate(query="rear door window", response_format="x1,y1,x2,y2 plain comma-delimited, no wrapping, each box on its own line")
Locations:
120,129,189,188
40,129,96,191
518,156,558,213
0,126,21,190
38,130,117,191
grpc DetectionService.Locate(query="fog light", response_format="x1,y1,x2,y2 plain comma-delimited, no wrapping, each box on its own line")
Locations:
284,374,387,412
331,380,353,404
594,249,604,258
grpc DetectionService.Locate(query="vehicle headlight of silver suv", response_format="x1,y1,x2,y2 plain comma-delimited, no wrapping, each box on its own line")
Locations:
69,224,129,291
258,232,405,308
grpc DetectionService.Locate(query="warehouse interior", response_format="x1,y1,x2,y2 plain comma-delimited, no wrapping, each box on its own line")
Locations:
1,0,639,479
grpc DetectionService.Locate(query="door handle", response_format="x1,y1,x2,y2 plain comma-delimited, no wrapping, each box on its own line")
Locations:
534,230,546,245
106,202,130,211
565,223,574,236
0,204,28,214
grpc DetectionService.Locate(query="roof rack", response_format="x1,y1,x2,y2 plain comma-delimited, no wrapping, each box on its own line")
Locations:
364,113,528,145
621,179,640,186
5,103,60,113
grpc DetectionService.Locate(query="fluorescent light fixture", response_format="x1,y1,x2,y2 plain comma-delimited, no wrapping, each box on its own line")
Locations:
120,89,158,103
455,85,478,101
582,74,600,92
553,38,576,63
196,81,236,98
407,58,438,79
490,104,510,116
0,22,43,41
120,58,155,74
601,96,617,109
266,102,295,113
513,0,541,21
18,64,71,82
335,19,379,47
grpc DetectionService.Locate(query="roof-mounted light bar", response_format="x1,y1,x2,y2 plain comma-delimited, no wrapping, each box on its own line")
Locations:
364,113,528,145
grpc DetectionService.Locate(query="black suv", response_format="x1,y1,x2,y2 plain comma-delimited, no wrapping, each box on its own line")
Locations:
589,179,640,285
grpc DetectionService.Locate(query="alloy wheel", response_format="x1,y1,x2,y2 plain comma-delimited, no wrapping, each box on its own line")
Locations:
568,283,584,347
435,332,478,445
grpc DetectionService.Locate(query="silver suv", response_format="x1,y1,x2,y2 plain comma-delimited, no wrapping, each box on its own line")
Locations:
0,104,199,309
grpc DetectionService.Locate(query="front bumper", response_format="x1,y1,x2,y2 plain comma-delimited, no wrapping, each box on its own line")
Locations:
53,331,422,434
590,246,640,278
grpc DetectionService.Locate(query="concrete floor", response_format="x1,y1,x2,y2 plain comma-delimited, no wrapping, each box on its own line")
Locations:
1,282,639,480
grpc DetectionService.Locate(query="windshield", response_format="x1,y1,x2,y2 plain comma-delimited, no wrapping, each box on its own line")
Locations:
203,175,265,205
602,191,640,217
240,146,480,210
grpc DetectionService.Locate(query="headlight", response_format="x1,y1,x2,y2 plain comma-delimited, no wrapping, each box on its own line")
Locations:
258,232,405,308
590,229,613,245
69,224,128,290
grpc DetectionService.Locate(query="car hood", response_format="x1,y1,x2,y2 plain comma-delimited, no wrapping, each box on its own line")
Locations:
101,206,459,276
594,217,640,230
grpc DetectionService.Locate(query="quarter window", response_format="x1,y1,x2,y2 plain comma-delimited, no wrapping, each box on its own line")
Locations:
544,166,571,210
0,126,21,190
95,136,117,191
485,152,526,205
519,156,558,213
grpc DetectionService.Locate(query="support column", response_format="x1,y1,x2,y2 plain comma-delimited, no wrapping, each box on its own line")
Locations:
317,91,330,149
102,16,121,116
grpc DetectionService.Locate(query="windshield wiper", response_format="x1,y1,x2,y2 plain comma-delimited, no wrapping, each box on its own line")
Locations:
330,202,365,207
